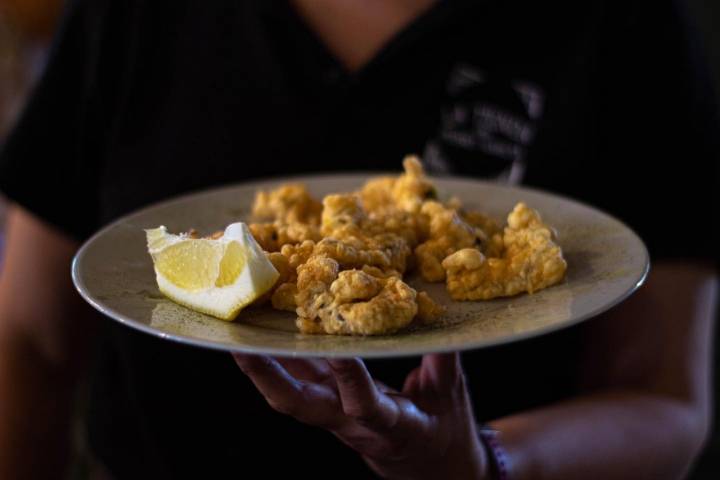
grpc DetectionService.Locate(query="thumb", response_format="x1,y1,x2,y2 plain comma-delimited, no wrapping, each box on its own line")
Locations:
420,352,463,393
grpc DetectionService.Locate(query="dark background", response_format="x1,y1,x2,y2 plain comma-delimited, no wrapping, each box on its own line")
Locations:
686,1,719,478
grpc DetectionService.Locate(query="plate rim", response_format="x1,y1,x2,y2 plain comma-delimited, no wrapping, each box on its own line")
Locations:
71,172,651,358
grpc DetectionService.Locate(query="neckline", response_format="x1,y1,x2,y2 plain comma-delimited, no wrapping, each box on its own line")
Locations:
275,0,477,80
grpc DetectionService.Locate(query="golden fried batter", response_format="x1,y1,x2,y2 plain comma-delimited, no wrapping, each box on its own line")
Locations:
391,155,438,213
244,158,566,336
250,184,323,255
314,238,394,271
442,203,567,300
251,183,322,225
295,255,340,320
414,201,478,282
249,221,321,252
281,240,316,273
460,210,504,257
264,244,314,311
365,210,422,247
332,276,417,335
295,264,418,336
359,176,396,214
359,155,437,216
266,251,291,283
319,194,411,273
416,291,446,325
320,193,368,237
271,282,298,311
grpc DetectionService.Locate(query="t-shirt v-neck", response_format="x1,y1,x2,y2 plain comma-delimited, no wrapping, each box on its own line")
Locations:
261,0,483,87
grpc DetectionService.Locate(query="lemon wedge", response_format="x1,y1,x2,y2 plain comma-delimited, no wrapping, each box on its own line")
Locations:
145,222,279,320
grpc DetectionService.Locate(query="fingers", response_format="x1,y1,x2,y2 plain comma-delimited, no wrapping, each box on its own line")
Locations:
402,366,422,395
327,358,400,432
420,352,463,393
233,353,341,428
374,379,399,395
275,357,333,384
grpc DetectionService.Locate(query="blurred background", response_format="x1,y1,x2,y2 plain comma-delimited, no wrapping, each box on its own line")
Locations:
0,0,64,240
0,0,718,478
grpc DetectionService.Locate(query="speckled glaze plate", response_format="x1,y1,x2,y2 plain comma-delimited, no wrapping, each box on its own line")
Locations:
72,174,649,358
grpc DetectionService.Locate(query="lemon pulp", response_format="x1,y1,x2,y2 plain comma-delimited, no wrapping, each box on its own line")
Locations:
145,223,278,320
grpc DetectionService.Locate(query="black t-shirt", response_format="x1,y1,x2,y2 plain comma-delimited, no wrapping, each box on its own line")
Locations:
0,0,717,478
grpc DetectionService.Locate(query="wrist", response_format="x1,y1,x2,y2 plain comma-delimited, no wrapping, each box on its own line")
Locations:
438,426,490,480
477,424,510,480
365,428,490,480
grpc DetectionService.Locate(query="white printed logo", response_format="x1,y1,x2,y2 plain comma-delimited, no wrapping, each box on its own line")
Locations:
423,64,545,184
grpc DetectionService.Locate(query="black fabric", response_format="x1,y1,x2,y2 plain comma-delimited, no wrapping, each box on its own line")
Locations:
0,0,717,478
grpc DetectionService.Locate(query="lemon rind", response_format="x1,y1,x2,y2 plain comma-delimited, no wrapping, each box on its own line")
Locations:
147,222,280,321
155,267,279,321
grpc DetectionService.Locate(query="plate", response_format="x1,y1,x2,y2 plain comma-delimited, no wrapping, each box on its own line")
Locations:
72,174,649,358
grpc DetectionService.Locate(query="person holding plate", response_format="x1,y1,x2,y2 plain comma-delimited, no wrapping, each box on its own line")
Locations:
0,0,717,478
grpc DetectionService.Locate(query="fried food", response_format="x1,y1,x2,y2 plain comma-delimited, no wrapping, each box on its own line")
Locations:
295,261,418,335
391,155,438,213
246,158,566,336
249,222,321,252
359,155,437,215
271,282,298,311
249,183,323,252
415,291,446,325
251,183,322,225
442,203,567,300
320,194,411,273
414,201,479,282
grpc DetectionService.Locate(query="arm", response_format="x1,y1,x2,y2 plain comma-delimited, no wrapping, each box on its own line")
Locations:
234,260,715,479
491,260,716,480
0,205,96,479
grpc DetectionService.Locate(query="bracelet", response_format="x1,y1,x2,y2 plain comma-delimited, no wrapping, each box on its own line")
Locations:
477,425,510,480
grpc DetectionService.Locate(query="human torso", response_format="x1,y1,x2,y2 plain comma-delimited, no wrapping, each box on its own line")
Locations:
85,1,600,476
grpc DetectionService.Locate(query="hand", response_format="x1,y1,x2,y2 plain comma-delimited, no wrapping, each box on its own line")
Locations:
233,352,489,479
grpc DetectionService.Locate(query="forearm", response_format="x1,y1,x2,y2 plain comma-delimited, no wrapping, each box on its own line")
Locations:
0,206,96,479
488,390,705,480
486,262,716,480
0,330,79,480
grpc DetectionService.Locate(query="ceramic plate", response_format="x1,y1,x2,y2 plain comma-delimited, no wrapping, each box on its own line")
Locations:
72,174,649,358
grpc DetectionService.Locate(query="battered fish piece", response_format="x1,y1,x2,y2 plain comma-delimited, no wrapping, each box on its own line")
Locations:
414,201,479,282
295,256,340,320
266,241,316,311
391,155,438,213
415,291,446,325
267,231,402,309
332,276,418,335
314,238,395,271
250,184,323,254
252,183,322,225
320,193,374,239
359,155,437,216
249,221,321,252
359,176,396,215
460,210,503,256
269,234,412,314
365,210,422,247
320,194,411,273
442,203,567,300
271,282,298,311
359,265,402,279
281,240,316,273
295,262,418,336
